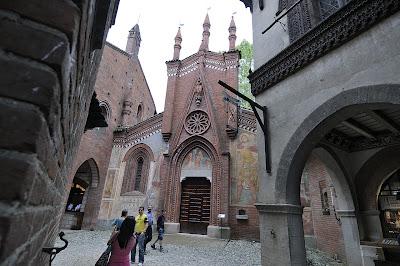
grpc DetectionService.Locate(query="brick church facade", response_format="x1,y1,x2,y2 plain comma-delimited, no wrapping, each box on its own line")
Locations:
61,13,348,254
62,15,261,240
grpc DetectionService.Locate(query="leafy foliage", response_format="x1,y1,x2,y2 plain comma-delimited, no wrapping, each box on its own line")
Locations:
236,39,254,109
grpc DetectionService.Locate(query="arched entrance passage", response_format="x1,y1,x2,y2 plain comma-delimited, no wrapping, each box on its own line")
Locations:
378,169,400,262
379,169,400,237
61,159,99,230
354,146,400,263
259,85,400,265
301,147,360,264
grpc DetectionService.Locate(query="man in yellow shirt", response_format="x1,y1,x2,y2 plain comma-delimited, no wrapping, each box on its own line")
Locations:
131,206,148,266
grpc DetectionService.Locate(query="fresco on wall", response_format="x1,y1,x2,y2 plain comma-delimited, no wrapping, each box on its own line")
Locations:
182,148,212,171
231,132,259,205
144,153,163,211
103,170,116,198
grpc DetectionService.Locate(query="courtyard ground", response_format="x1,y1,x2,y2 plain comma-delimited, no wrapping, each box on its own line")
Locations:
52,230,262,266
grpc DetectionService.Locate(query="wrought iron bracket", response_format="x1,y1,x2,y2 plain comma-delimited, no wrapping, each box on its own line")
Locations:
42,231,68,265
218,80,271,173
262,0,303,34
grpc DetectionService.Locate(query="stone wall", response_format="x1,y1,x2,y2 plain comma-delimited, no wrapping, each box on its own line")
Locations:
0,1,118,264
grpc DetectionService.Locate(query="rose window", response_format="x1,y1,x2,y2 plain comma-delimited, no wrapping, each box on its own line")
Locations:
185,111,210,135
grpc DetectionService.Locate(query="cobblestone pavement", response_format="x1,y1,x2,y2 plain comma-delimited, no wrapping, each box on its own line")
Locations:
52,230,261,266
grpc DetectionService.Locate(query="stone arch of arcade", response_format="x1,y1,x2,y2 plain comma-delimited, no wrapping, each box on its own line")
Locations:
354,146,400,244
164,136,223,229
259,84,400,265
61,158,100,230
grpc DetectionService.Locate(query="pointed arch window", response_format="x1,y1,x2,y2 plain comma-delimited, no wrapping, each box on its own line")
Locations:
137,104,143,123
134,157,144,191
121,145,154,195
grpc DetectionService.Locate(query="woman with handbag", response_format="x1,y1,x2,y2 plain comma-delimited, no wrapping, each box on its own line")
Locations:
107,216,136,266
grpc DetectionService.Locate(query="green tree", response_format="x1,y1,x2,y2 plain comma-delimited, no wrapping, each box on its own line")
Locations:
236,39,254,109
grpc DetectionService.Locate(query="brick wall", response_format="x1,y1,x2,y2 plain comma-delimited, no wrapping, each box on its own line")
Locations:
229,206,260,240
305,155,346,261
0,1,118,264
63,41,156,230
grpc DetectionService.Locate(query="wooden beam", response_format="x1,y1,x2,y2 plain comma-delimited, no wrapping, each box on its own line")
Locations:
341,119,376,140
367,110,400,134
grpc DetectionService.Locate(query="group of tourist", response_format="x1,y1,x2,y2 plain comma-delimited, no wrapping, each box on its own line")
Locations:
103,206,165,266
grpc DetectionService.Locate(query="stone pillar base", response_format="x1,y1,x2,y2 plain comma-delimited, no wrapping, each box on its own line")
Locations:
207,225,231,239
256,203,306,265
164,222,180,234
361,245,385,266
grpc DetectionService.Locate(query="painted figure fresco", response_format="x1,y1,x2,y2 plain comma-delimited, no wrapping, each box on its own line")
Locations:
103,170,115,198
182,148,211,171
232,132,259,205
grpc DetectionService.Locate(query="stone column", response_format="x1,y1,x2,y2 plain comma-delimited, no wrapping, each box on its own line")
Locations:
336,210,362,265
359,210,383,241
256,203,306,266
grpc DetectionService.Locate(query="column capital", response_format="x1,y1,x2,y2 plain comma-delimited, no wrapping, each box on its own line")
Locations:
255,203,303,215
359,210,380,216
336,209,356,217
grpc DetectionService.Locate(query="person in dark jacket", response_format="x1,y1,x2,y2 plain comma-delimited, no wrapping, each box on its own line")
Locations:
151,210,165,252
144,206,153,253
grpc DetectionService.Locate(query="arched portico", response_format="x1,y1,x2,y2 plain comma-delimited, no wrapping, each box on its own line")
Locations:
257,85,400,265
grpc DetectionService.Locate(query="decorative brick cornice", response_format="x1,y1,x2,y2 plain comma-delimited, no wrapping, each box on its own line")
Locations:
105,41,130,57
238,109,257,132
113,113,163,147
250,0,400,96
166,51,239,77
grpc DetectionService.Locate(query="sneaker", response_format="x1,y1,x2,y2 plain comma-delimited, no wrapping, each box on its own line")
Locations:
138,263,143,266
151,244,156,250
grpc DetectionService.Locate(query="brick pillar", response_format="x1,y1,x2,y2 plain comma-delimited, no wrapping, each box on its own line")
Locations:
0,1,118,264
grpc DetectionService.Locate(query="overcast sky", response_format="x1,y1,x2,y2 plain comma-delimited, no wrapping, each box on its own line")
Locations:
106,0,252,112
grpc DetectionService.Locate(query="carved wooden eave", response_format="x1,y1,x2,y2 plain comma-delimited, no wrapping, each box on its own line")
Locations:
322,132,400,152
249,0,400,96
239,0,253,12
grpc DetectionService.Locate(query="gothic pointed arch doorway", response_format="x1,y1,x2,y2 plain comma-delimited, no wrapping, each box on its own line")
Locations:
164,136,225,237
179,147,212,235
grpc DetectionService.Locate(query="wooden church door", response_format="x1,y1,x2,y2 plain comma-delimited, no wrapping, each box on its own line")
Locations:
179,177,211,234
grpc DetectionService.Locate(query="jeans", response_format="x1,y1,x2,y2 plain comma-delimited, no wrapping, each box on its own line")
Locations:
144,226,152,251
131,233,145,263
